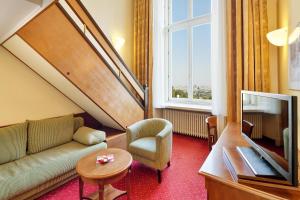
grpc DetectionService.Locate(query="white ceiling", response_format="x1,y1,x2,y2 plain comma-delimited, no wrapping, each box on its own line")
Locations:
0,0,52,43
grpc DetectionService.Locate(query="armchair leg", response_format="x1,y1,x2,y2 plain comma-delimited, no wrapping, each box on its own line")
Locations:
157,170,161,183
167,161,171,167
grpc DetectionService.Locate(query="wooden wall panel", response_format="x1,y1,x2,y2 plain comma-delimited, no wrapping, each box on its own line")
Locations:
65,0,144,100
17,4,144,129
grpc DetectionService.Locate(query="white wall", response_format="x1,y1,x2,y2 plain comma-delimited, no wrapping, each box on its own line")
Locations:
0,0,53,43
278,0,300,149
0,46,83,126
81,0,134,68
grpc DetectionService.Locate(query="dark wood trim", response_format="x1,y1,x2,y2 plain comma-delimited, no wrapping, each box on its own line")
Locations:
16,11,125,131
74,0,144,91
64,0,144,101
79,177,84,200
56,3,144,110
157,170,161,183
74,112,103,130
0,1,57,46
144,84,149,119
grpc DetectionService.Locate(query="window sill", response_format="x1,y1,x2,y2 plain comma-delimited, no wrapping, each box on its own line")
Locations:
164,102,212,112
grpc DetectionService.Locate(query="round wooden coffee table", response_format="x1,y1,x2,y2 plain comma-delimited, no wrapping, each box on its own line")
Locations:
76,148,132,200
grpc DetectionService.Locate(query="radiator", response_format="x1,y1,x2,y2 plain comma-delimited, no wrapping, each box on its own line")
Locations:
243,113,263,139
162,109,211,138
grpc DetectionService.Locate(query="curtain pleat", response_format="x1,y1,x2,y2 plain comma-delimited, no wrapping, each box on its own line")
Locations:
227,0,270,122
133,0,153,118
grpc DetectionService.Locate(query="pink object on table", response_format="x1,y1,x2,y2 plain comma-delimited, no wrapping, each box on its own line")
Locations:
96,154,114,164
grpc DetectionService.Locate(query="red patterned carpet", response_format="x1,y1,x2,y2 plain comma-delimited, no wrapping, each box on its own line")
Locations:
39,134,209,200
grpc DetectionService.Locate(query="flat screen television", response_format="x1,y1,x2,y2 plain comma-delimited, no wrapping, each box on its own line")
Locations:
240,90,298,186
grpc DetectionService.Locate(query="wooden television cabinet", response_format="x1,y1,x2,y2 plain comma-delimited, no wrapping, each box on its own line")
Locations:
199,123,300,200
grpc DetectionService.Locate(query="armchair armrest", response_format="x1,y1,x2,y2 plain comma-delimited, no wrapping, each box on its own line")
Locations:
155,123,173,169
126,120,146,146
156,124,172,140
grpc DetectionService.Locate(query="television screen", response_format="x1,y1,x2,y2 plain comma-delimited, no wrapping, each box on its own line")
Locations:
241,91,297,186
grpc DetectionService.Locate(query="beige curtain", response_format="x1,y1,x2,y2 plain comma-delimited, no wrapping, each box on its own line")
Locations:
227,0,270,122
133,0,153,118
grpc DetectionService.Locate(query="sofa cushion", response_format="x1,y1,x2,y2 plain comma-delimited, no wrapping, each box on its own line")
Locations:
0,141,107,200
0,122,28,165
27,115,74,154
129,137,157,161
73,126,106,145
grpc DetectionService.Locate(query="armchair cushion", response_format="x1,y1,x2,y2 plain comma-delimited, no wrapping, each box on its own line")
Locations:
128,137,156,161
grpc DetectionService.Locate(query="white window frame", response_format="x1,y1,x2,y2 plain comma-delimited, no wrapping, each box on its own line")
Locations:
165,0,212,106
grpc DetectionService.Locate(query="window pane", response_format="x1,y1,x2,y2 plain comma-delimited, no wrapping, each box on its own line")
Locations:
193,0,211,17
192,24,211,100
171,29,188,99
172,0,188,23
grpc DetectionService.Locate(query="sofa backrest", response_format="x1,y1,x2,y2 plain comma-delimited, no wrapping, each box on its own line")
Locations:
27,114,75,154
0,115,85,159
0,122,28,164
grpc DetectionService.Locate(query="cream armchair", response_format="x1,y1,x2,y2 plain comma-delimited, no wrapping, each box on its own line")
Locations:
126,118,173,183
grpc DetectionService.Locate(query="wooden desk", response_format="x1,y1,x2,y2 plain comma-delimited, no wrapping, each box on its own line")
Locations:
199,123,300,200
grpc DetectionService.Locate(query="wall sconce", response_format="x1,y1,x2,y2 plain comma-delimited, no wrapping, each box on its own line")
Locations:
267,23,300,46
266,27,288,46
289,23,300,44
112,36,125,52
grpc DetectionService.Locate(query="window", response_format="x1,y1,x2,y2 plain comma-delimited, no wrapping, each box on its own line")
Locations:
167,0,212,104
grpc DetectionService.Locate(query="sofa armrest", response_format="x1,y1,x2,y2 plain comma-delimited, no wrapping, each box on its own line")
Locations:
74,117,84,132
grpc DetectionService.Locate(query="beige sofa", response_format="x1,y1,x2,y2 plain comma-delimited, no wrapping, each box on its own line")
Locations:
0,115,107,200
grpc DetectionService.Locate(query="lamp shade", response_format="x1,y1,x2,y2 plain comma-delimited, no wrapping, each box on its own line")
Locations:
266,28,288,46
289,26,300,44
112,36,125,51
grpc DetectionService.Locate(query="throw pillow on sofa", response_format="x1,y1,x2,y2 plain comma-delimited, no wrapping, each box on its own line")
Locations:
73,126,106,145
27,114,74,154
0,122,28,164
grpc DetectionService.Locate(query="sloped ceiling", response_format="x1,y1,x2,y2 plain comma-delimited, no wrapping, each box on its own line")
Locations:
0,0,52,43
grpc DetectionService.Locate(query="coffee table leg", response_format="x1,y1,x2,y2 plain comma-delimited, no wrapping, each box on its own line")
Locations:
98,184,104,200
127,168,131,200
79,177,84,200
